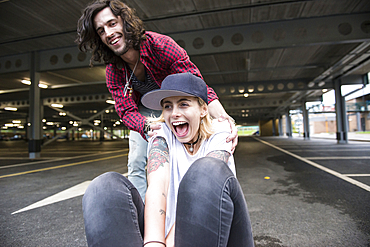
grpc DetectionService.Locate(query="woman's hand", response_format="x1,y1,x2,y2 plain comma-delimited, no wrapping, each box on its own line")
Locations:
217,114,238,153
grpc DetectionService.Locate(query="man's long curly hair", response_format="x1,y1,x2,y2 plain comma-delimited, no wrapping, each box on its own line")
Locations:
76,0,146,66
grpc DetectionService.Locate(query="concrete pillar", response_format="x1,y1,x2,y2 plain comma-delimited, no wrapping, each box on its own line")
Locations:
278,115,283,136
356,112,361,131
285,110,292,137
302,101,310,139
272,118,276,136
334,79,348,143
100,113,104,141
28,52,42,159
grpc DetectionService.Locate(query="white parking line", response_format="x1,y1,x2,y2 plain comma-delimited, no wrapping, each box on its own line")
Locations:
254,138,370,192
304,156,370,160
343,174,370,177
12,172,129,214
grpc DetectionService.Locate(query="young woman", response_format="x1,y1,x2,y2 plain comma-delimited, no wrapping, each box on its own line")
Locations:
82,73,254,247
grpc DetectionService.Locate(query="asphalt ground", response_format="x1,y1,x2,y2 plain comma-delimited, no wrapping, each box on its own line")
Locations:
0,137,369,246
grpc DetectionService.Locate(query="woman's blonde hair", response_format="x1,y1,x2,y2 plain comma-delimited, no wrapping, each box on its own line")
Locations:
148,97,214,142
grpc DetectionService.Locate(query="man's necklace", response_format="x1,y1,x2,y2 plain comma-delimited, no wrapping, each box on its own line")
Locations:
183,134,200,153
124,58,139,97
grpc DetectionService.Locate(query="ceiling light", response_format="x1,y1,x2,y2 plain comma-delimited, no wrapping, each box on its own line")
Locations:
12,120,21,124
51,103,63,108
4,107,17,111
106,100,115,104
21,80,31,85
38,83,48,89
21,80,48,88
243,93,249,97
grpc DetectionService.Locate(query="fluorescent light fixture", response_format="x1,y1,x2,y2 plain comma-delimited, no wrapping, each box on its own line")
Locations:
38,83,48,89
5,123,14,127
106,100,115,104
21,80,48,88
4,107,17,111
12,120,21,124
51,103,63,108
61,127,67,130
21,80,31,85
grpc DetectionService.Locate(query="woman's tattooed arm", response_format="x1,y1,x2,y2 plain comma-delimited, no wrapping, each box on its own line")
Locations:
148,137,169,174
206,150,231,163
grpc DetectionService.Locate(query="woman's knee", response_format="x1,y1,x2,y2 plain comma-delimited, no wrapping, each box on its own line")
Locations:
187,157,232,180
180,157,234,195
83,172,126,205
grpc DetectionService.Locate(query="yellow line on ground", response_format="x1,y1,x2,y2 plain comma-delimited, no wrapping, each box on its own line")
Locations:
0,153,128,179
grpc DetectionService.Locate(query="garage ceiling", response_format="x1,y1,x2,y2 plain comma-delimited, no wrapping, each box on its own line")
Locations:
1,0,370,130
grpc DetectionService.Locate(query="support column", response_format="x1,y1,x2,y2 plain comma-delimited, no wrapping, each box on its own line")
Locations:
302,101,310,140
356,112,361,131
28,52,42,159
278,115,283,136
334,79,348,143
285,110,292,138
272,117,276,136
100,113,104,142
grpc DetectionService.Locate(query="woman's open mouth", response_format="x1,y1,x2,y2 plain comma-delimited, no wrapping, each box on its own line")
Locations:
172,121,189,137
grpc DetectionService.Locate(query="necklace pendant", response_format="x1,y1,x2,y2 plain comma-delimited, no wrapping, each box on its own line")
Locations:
189,145,194,152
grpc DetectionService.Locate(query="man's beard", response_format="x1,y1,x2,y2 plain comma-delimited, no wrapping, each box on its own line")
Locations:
114,39,131,57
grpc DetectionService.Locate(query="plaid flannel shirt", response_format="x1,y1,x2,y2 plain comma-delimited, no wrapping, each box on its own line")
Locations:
106,31,218,140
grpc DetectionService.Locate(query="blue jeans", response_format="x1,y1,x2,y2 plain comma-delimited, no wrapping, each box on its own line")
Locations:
82,157,254,247
127,105,161,202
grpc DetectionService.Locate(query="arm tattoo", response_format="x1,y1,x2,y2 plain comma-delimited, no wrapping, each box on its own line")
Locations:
206,150,230,163
159,209,166,215
148,137,169,174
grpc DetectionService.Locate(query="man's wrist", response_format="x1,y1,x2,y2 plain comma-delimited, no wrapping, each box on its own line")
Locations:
143,120,151,134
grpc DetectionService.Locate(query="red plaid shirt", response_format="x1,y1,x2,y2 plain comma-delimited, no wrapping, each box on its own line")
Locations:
106,31,218,139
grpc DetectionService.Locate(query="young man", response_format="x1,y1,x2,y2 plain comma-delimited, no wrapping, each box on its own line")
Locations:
76,0,238,201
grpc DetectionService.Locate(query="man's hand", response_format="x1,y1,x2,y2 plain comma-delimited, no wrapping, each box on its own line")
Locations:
218,114,238,153
147,123,161,137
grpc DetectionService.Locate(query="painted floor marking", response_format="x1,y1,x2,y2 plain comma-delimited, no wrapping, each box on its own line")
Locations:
0,149,128,170
254,137,370,192
12,172,129,215
0,153,128,179
289,149,370,152
304,156,370,160
343,174,370,177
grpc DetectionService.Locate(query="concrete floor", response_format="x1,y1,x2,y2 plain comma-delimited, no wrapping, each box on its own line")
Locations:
0,136,369,246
